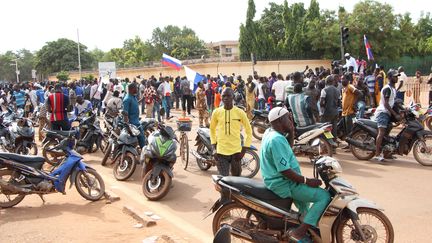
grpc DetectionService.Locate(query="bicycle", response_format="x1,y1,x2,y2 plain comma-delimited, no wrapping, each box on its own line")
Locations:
176,118,192,170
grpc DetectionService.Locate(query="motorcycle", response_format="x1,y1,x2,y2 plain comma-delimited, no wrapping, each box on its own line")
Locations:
292,123,334,158
0,113,37,155
140,124,177,201
102,117,157,181
250,109,270,140
192,127,260,178
42,111,104,165
346,100,432,166
210,155,394,242
0,131,105,208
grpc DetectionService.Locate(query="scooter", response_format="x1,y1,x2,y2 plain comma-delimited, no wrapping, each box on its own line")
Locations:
140,124,177,201
210,155,394,242
0,132,105,208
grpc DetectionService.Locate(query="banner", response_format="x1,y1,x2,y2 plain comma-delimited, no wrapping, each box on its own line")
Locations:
98,62,116,79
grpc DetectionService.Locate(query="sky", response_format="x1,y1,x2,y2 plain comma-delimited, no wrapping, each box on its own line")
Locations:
0,0,429,53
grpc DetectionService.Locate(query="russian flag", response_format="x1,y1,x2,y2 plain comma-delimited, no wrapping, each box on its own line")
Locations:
162,53,182,70
364,35,374,61
184,66,205,93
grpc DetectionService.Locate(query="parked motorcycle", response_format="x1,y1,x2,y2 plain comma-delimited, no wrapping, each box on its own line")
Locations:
250,109,269,140
140,124,177,201
292,123,334,157
0,132,105,208
0,113,37,155
192,127,260,178
102,118,157,181
346,100,432,166
42,112,104,165
210,156,394,242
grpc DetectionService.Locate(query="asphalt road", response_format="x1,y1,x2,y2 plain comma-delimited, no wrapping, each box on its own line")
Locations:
82,109,432,242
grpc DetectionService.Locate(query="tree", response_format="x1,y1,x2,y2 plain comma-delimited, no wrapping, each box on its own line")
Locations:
90,48,105,67
35,38,94,75
239,0,257,61
56,71,70,81
0,49,35,82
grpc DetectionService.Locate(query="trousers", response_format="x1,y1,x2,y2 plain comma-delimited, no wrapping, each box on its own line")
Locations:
146,102,154,118
289,183,331,227
216,153,242,176
198,109,209,126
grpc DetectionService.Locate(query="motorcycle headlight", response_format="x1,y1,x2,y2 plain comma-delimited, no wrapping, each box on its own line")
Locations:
130,125,140,136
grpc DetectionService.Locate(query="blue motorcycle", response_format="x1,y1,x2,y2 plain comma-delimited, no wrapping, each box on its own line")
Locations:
0,131,105,208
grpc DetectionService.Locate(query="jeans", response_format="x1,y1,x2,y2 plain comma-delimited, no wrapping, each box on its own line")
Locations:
258,98,266,110
343,114,355,135
141,99,145,114
182,95,192,115
174,93,180,109
91,98,101,115
152,102,161,122
163,96,171,118
356,101,366,119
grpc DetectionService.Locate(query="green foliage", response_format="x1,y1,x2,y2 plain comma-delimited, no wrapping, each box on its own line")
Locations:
82,73,95,81
239,0,432,62
35,38,94,74
0,49,35,82
56,71,70,81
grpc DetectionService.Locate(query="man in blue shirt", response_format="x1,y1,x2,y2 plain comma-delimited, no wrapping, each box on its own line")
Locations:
123,83,145,148
260,107,330,242
75,82,84,97
12,84,27,109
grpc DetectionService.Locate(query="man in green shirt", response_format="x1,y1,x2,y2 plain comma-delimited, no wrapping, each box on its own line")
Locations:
260,107,331,242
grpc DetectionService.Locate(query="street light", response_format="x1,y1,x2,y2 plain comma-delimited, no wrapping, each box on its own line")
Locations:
10,58,20,83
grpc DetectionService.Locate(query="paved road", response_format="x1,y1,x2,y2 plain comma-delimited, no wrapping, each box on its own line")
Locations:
54,109,432,242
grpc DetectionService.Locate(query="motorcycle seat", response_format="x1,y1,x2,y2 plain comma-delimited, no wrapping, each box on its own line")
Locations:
296,124,321,136
197,127,211,139
0,152,45,169
141,118,156,130
221,176,293,212
357,119,378,129
45,129,77,137
253,110,269,117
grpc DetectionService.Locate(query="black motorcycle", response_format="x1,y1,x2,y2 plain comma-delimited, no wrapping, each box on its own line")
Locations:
0,113,37,156
102,118,157,181
250,109,270,140
191,127,260,178
346,100,432,166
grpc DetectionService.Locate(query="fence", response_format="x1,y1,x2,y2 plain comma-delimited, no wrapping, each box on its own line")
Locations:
381,55,432,76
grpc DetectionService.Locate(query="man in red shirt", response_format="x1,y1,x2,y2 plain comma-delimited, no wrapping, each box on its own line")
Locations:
46,84,70,130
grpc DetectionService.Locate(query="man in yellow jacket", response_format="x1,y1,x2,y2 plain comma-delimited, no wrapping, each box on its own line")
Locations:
210,88,253,176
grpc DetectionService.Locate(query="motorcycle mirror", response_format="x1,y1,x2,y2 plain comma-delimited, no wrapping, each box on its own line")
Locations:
213,225,231,243
311,138,320,147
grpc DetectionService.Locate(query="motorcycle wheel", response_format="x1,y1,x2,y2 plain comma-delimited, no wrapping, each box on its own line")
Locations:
315,137,333,157
196,144,212,171
142,169,171,201
179,133,189,170
101,141,112,166
212,202,259,239
412,136,432,166
0,169,26,208
75,168,105,201
336,208,394,243
251,123,265,141
113,152,137,181
240,149,260,178
42,140,66,166
350,131,375,160
15,142,38,156
99,135,109,154
425,116,432,131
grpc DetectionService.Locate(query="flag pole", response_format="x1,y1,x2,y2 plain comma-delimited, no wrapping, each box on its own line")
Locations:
77,28,82,80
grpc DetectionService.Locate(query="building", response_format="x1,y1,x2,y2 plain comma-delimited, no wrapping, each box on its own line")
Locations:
207,40,239,61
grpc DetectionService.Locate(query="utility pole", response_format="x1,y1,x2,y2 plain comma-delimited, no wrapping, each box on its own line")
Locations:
340,26,344,62
10,59,19,83
77,28,82,80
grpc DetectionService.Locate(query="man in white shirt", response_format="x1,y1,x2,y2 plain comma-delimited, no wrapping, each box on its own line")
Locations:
159,77,172,120
113,80,124,97
272,74,289,102
90,80,101,116
396,66,407,102
343,53,358,73
75,96,93,116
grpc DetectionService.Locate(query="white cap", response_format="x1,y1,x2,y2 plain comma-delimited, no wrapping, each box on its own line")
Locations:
345,53,350,57
268,107,289,123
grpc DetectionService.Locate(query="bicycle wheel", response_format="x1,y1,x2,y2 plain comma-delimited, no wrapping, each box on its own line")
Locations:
180,133,189,170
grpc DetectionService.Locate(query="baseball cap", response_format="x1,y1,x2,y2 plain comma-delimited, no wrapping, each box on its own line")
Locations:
268,107,289,123
387,69,400,77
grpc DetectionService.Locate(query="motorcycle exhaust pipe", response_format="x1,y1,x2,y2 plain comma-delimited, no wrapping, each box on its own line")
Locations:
191,150,208,162
0,178,31,194
219,224,253,241
345,138,376,151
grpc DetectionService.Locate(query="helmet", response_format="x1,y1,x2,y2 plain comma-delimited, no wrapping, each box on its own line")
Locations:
316,156,342,174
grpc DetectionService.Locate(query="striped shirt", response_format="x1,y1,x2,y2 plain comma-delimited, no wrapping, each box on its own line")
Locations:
287,93,314,127
13,90,26,108
47,92,69,122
